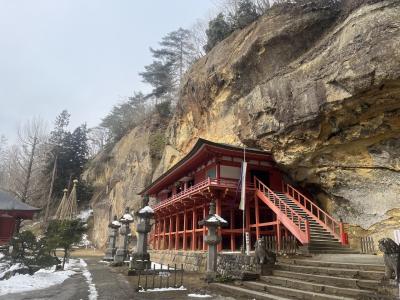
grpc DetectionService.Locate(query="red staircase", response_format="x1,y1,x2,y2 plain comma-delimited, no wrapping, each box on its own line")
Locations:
254,178,353,253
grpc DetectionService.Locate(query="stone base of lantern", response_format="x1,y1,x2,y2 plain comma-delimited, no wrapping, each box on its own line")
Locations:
205,271,217,283
128,253,151,275
103,247,117,261
114,249,128,263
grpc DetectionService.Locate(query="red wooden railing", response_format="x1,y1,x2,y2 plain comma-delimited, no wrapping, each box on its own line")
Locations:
152,178,252,212
254,177,310,245
282,182,348,245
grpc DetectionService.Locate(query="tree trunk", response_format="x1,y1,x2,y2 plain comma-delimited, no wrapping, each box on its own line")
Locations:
44,156,57,227
62,248,68,270
21,136,38,202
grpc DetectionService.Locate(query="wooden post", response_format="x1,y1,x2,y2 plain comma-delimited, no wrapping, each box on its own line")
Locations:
163,218,166,250
216,197,222,252
276,219,281,252
168,216,173,250
192,209,197,250
203,203,207,250
246,195,251,250
153,221,157,249
183,209,187,250
230,207,235,251
175,214,179,250
255,195,260,240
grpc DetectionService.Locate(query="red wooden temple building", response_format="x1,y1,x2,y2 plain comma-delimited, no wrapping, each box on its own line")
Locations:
142,139,349,253
0,190,40,245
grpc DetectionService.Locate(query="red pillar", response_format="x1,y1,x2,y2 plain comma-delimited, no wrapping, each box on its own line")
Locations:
175,214,179,250
276,219,281,252
246,195,251,250
230,207,235,251
168,216,173,250
202,203,207,250
163,218,166,250
183,209,187,250
152,221,157,249
192,209,197,251
216,197,222,252
255,195,260,240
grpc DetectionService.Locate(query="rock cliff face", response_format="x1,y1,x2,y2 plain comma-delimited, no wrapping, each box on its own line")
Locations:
88,0,400,248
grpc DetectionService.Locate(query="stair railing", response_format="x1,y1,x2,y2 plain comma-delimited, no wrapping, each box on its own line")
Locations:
255,177,310,245
282,182,348,245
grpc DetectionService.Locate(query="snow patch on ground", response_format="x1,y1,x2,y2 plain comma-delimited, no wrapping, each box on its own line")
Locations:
0,253,4,260
139,286,186,292
0,259,80,296
188,293,212,298
151,262,175,270
79,259,98,300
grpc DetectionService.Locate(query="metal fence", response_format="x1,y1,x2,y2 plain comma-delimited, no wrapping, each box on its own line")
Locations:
136,263,184,292
360,236,375,254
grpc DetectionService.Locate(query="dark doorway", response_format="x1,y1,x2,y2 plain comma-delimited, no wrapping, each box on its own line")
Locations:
250,170,270,186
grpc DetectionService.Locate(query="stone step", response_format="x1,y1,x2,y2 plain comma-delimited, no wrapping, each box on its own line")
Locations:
279,259,385,272
308,245,352,250
260,276,376,298
210,282,292,300
276,263,383,280
309,241,344,248
308,249,360,254
242,281,355,300
272,270,381,290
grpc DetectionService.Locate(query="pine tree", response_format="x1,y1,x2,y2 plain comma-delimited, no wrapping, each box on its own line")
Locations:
140,28,197,98
45,111,91,201
228,0,259,30
204,13,232,52
139,61,175,99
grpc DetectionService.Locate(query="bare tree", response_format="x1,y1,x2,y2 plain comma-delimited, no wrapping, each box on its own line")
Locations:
0,118,49,205
87,126,112,157
190,19,209,58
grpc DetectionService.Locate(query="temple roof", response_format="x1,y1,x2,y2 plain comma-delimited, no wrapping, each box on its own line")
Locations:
140,138,273,196
0,190,40,211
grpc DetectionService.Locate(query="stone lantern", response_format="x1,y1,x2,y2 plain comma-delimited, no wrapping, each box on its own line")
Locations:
103,215,121,261
114,207,134,263
129,203,154,272
198,201,228,282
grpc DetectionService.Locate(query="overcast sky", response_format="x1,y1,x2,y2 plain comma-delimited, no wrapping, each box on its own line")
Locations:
0,0,214,141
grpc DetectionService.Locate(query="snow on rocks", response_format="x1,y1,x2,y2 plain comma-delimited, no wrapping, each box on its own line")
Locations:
112,220,121,226
77,208,93,221
79,259,98,300
121,213,133,221
139,206,154,214
207,214,227,224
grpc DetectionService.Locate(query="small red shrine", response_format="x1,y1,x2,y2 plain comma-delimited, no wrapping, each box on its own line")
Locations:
142,139,348,253
0,190,40,245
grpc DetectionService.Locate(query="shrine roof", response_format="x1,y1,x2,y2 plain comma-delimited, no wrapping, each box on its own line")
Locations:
140,138,273,196
0,190,40,211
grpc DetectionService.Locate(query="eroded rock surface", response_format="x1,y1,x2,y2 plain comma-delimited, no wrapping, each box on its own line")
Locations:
88,0,400,247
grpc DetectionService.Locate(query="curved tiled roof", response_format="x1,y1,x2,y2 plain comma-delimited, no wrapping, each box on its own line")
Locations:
139,138,273,195
0,190,40,211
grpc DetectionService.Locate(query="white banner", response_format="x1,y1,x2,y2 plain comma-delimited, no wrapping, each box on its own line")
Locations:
239,161,247,211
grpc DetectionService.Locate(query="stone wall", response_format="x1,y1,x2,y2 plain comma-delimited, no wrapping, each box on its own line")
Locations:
149,250,207,272
149,250,259,276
